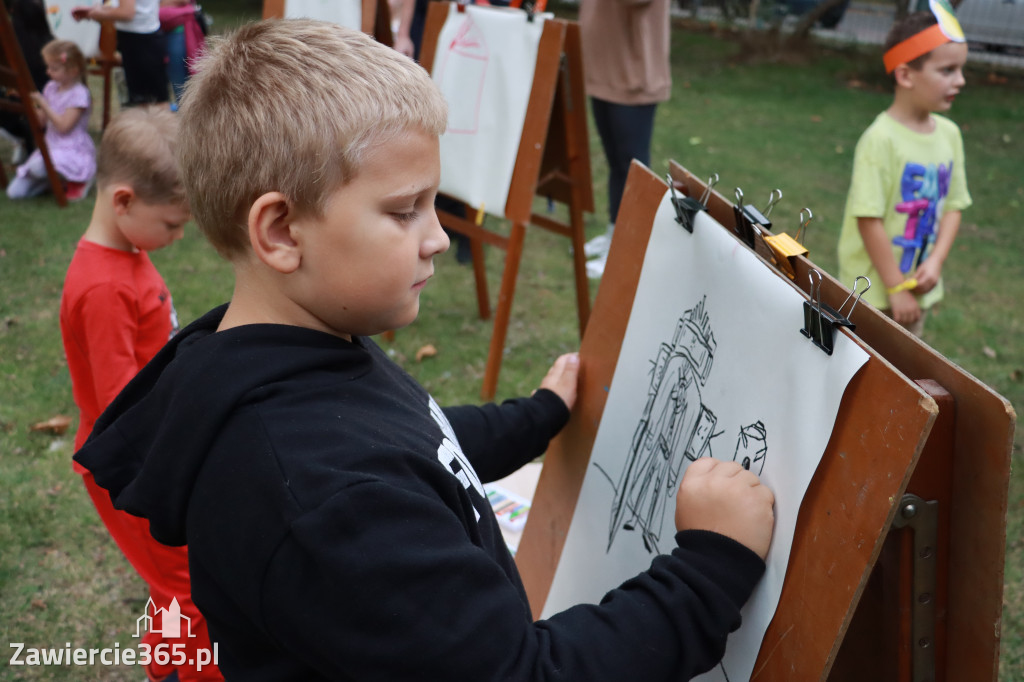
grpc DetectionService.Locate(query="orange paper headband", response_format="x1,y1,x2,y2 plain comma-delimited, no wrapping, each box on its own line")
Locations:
883,24,949,73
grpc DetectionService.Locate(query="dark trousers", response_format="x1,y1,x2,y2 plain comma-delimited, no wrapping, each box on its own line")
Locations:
590,97,657,223
117,29,170,105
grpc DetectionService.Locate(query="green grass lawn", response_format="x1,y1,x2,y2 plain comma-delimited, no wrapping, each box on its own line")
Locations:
1,4,1021,679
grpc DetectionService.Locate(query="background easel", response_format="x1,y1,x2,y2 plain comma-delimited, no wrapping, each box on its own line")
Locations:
420,2,593,400
88,21,119,131
667,161,1014,681
0,2,67,205
262,0,394,45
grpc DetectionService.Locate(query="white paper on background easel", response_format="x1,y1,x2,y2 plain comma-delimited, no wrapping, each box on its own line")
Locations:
283,0,361,29
431,5,547,218
45,0,102,57
540,190,869,682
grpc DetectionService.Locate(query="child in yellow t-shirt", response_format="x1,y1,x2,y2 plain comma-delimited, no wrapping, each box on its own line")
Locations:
837,2,971,336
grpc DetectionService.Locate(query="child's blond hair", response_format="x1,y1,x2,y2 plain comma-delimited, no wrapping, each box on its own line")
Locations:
41,39,87,85
178,19,449,260
95,107,185,206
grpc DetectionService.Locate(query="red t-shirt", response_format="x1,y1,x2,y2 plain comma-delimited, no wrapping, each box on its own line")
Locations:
60,239,178,466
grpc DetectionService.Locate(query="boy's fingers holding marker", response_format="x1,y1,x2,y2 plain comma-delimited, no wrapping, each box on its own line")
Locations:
675,458,775,560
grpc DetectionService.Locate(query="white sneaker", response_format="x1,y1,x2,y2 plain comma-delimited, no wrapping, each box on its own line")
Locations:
584,233,610,259
586,253,607,279
0,128,25,164
10,140,26,165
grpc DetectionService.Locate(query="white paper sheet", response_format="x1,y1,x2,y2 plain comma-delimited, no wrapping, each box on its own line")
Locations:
540,191,869,682
431,5,546,218
45,1,101,57
283,0,361,28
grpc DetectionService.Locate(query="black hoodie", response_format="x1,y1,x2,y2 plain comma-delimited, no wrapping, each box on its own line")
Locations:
76,304,765,681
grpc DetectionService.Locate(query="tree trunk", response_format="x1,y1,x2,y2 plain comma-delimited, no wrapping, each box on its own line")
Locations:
785,0,849,44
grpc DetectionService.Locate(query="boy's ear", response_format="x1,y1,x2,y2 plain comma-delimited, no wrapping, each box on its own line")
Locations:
893,63,915,89
248,192,302,274
111,185,136,215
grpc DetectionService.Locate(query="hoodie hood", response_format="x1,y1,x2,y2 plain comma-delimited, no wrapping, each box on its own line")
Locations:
73,304,373,546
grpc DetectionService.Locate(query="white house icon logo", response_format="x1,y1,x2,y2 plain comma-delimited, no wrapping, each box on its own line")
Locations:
134,597,197,639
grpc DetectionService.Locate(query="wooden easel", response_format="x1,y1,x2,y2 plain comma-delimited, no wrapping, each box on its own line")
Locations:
420,2,593,400
666,161,1014,681
0,2,67,205
516,162,940,679
262,0,394,45
88,21,119,131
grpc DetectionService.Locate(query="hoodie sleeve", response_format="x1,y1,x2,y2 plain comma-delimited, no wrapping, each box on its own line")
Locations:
258,479,764,682
442,389,570,483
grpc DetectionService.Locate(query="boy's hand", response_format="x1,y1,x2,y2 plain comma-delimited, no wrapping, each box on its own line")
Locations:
888,289,921,326
675,458,775,560
913,258,942,295
71,6,92,20
537,352,580,411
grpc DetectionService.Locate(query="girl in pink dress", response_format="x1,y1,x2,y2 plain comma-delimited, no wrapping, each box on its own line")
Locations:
6,39,96,201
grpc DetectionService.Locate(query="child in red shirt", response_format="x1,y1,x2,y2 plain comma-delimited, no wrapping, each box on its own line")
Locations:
59,107,221,682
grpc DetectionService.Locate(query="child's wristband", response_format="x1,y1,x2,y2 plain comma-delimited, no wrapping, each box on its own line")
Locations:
886,278,918,296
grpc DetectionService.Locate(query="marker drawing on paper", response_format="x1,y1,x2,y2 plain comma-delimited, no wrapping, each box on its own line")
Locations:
599,296,768,555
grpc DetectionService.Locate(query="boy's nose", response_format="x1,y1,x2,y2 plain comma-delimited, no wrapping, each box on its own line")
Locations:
425,209,450,256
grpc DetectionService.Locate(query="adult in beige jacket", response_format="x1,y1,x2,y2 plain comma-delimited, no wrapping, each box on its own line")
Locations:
579,0,671,277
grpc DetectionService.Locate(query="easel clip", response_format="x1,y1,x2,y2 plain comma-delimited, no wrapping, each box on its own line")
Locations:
763,207,812,280
668,172,717,233
800,270,871,355
733,187,781,248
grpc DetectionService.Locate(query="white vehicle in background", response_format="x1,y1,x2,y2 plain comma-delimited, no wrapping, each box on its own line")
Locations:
908,0,1024,51
955,0,1024,51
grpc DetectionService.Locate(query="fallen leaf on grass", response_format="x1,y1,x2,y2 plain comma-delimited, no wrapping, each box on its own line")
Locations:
982,346,997,359
1010,369,1022,382
29,415,72,435
810,115,822,123
30,599,46,611
416,344,438,362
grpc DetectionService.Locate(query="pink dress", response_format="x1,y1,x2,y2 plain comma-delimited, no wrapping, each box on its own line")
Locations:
17,80,96,184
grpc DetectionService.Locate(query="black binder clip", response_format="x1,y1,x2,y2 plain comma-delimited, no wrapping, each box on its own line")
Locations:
668,173,717,233
800,270,871,355
733,188,782,249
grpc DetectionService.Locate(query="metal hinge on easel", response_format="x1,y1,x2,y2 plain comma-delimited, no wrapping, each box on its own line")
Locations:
892,494,939,682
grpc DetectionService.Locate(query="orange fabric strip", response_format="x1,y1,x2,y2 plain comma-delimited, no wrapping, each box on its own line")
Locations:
884,24,949,73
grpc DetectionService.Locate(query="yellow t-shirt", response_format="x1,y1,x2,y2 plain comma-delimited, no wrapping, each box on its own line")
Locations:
837,112,971,310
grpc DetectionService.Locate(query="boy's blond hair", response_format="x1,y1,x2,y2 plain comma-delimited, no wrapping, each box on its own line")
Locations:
96,107,184,205
178,19,449,260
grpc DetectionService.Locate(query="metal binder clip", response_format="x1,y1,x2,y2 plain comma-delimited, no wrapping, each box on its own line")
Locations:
668,173,704,233
698,173,719,207
734,187,782,248
800,271,869,355
763,207,811,280
796,207,812,243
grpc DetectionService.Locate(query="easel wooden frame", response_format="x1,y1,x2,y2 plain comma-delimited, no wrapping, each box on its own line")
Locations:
420,2,594,400
262,0,394,45
88,21,119,131
515,162,944,681
667,160,1014,681
0,2,67,206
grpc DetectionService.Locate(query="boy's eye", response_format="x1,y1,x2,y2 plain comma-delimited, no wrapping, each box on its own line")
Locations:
392,211,419,224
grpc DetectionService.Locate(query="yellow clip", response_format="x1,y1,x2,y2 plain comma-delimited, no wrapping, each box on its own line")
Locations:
886,278,918,295
475,203,486,226
763,232,809,280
